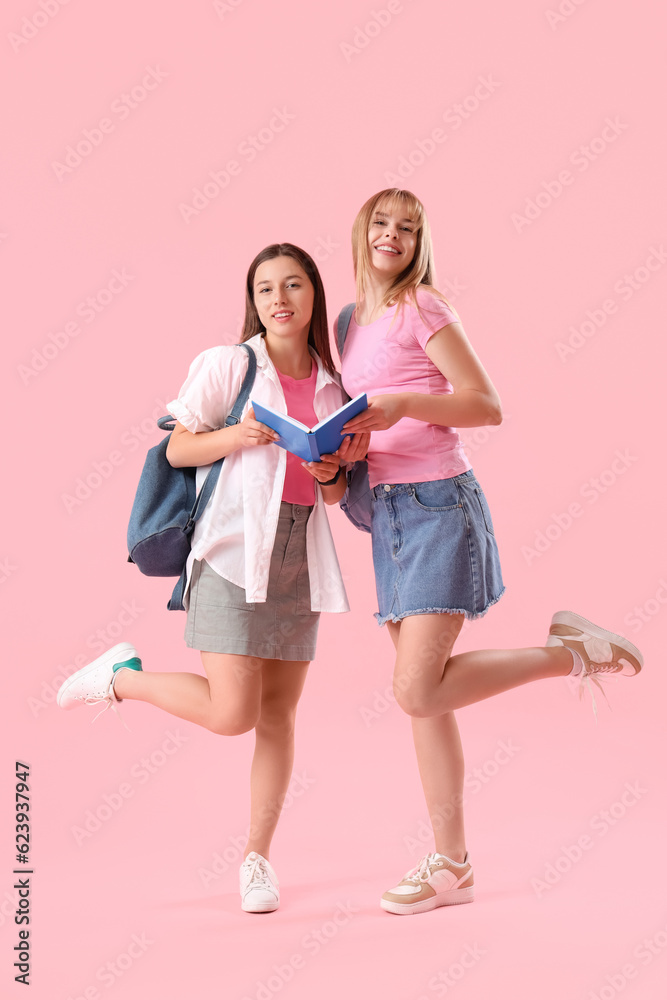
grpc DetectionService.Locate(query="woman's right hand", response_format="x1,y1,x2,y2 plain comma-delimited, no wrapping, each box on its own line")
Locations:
235,407,280,448
338,431,371,464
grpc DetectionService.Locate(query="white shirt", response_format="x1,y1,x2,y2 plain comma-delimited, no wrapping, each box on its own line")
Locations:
166,334,350,613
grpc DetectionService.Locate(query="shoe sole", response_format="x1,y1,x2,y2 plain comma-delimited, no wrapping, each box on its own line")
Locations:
56,642,138,708
546,611,643,675
380,886,474,915
241,900,279,912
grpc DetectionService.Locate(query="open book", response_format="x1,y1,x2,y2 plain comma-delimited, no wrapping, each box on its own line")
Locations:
251,393,368,462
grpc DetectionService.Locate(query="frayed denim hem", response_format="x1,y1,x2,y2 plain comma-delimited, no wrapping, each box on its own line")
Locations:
374,586,506,627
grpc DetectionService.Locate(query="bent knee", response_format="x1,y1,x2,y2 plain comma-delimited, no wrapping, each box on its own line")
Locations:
394,680,452,718
394,687,433,718
207,712,258,736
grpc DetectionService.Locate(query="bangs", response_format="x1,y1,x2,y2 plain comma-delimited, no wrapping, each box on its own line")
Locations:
373,189,424,230
352,188,436,320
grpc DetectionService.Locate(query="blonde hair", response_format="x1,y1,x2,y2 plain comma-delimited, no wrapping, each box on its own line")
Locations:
351,188,458,325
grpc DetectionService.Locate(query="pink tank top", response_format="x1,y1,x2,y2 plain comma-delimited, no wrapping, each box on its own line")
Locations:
277,365,318,504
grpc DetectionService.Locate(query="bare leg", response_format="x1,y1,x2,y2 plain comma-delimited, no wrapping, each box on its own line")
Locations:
115,654,310,856
244,659,310,860
112,652,265,734
387,621,467,862
391,615,573,719
386,615,573,862
412,714,467,861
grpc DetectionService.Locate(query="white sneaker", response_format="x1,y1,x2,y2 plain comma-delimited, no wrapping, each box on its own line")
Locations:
239,852,280,912
381,852,474,915
56,642,142,724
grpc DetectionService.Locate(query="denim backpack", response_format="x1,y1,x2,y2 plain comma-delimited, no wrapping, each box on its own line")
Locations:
336,304,373,533
127,342,257,611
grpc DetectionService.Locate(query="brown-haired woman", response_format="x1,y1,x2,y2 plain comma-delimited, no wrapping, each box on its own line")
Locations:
57,243,368,913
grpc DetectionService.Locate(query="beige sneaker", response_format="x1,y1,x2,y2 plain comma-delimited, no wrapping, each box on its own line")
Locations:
546,610,643,719
381,853,474,915
546,610,643,675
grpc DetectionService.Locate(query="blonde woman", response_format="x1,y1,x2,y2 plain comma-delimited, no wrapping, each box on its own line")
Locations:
337,189,644,915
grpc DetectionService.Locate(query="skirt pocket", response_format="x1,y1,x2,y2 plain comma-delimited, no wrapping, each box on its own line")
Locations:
195,559,256,611
474,487,495,535
410,479,462,512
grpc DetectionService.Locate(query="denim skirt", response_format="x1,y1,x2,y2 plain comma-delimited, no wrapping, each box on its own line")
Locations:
370,469,505,625
184,502,319,659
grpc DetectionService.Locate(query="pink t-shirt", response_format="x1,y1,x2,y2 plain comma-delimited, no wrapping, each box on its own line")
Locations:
277,365,318,505
339,287,472,489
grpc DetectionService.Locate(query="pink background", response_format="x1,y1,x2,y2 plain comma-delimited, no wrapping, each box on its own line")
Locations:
3,1,665,997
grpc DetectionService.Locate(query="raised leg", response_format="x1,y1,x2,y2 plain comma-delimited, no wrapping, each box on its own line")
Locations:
385,614,573,863
390,614,573,719
113,651,266,734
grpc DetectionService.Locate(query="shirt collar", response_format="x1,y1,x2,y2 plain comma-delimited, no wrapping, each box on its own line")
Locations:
245,333,340,389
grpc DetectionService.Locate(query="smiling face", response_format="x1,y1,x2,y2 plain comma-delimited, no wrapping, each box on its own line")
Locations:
253,256,315,341
367,200,418,278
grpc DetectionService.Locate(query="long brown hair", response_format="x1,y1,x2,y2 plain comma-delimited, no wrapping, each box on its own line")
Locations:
351,188,458,323
241,243,337,376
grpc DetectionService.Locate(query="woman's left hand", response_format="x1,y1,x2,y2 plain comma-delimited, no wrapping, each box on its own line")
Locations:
342,394,406,433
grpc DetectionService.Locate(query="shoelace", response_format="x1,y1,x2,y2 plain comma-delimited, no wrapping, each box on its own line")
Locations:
566,635,622,722
404,854,442,883
76,691,131,732
242,856,274,892
579,665,617,723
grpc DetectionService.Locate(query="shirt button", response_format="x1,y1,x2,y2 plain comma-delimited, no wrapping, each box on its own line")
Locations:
384,485,391,492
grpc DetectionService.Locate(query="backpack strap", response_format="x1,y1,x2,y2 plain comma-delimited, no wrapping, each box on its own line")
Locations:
167,342,257,612
335,303,356,359
223,343,257,424
185,342,256,530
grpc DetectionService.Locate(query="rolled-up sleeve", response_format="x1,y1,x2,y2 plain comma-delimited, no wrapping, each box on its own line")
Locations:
166,345,247,433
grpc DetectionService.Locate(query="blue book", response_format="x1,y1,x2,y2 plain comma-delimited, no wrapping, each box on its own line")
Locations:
251,393,368,463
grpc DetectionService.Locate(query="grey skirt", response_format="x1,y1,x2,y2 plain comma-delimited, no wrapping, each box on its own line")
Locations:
184,502,319,660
